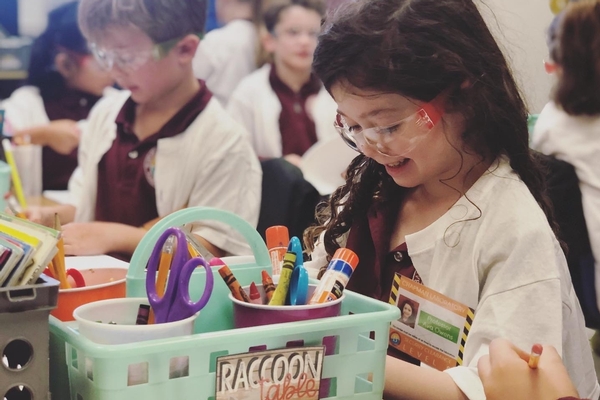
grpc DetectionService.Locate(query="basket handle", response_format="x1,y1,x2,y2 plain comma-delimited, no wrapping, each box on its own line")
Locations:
128,207,271,280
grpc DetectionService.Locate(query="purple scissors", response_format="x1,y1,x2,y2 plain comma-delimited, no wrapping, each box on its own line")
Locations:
146,227,214,323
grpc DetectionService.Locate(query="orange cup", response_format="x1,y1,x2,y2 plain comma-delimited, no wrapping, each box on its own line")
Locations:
51,267,127,321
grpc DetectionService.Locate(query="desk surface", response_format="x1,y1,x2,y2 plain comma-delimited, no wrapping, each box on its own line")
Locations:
0,70,27,80
27,196,59,207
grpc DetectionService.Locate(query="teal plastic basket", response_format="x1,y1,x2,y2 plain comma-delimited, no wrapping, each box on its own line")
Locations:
49,207,400,400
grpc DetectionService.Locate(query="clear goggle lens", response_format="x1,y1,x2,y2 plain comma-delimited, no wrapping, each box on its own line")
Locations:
334,108,436,158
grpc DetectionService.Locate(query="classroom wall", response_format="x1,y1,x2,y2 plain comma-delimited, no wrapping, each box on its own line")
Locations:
478,0,556,113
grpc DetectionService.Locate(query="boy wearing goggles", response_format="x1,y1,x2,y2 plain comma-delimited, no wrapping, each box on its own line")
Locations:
28,0,262,259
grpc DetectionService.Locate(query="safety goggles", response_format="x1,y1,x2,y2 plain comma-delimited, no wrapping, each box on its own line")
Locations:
89,34,201,72
334,94,445,158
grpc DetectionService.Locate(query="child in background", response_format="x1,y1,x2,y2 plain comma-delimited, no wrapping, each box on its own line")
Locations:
193,0,262,106
227,0,338,167
28,0,262,259
532,0,600,314
304,0,599,398
1,1,114,190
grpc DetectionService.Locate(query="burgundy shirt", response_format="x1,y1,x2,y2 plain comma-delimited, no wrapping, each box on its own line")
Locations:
345,197,422,364
95,82,212,227
269,63,321,157
43,89,101,190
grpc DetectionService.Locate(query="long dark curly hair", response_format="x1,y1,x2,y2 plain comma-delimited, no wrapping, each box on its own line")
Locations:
304,0,558,260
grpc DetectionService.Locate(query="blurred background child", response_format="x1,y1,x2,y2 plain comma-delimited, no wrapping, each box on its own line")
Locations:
193,0,262,106
532,0,600,317
226,0,337,167
27,0,262,260
1,1,114,190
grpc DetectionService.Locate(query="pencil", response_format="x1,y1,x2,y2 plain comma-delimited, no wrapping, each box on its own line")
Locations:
528,343,543,369
52,213,71,289
148,235,174,324
2,139,27,210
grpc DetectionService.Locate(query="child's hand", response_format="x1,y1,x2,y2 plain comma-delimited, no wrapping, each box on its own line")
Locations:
15,119,80,155
62,222,116,256
478,338,579,400
24,206,54,227
283,153,302,167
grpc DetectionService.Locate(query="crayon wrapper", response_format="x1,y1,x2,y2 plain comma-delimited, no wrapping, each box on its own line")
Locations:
268,253,295,305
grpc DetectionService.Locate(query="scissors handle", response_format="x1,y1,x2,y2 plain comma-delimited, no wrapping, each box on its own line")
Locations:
146,227,190,323
166,256,214,323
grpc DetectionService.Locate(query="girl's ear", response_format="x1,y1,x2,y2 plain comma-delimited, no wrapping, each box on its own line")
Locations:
175,34,200,63
54,52,78,79
261,31,277,54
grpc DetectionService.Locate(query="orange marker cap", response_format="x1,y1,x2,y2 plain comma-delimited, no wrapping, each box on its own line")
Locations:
266,226,290,249
332,248,359,270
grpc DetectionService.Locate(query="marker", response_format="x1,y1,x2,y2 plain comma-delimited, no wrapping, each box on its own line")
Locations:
248,282,262,304
216,260,251,303
136,304,150,325
261,270,275,302
528,343,543,369
268,251,295,306
266,226,289,275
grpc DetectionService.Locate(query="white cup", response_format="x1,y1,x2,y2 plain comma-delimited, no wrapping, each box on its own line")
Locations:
74,297,198,385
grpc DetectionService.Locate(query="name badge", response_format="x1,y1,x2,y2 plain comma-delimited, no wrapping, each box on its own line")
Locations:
389,275,474,371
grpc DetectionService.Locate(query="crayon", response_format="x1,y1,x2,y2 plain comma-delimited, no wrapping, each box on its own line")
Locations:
136,304,150,325
528,343,543,369
248,282,262,304
268,251,295,306
218,263,251,302
261,270,275,302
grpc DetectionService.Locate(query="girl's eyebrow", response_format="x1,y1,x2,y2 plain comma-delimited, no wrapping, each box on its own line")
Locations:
336,107,399,119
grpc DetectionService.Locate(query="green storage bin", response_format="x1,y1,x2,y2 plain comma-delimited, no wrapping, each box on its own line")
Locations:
49,207,400,400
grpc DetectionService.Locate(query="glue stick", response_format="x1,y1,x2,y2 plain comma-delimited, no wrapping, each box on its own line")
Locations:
309,248,359,304
266,226,289,275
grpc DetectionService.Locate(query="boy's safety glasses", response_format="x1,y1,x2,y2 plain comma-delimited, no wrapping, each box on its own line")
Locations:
334,95,445,158
89,34,201,72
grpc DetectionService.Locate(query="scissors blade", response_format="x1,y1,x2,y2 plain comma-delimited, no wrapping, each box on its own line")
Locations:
182,223,214,261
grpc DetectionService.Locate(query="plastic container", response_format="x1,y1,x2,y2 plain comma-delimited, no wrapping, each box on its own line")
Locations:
51,267,127,322
48,207,400,400
231,284,343,328
73,297,198,345
73,297,198,386
1,274,59,400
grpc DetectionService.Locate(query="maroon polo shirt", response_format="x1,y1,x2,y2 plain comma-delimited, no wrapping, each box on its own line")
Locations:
94,82,212,227
43,89,101,190
344,197,422,365
269,63,321,157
